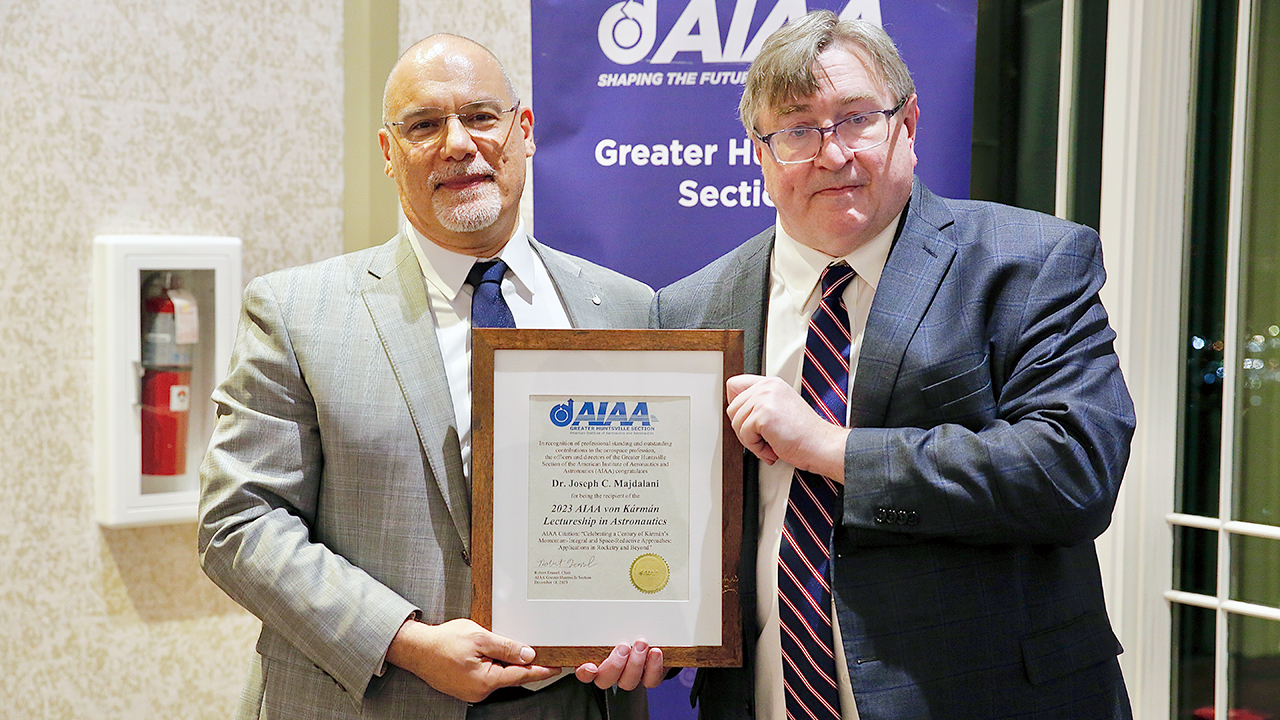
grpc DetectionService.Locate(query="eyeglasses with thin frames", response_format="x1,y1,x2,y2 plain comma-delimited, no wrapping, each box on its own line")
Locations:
755,95,909,165
385,99,520,145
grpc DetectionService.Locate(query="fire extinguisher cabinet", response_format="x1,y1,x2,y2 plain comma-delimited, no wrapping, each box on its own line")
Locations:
93,235,242,528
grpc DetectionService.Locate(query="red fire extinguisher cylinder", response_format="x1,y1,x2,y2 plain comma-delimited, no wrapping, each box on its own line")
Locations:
141,368,191,475
141,282,195,476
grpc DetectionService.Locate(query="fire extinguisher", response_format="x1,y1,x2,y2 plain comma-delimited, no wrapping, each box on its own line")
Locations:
140,272,199,476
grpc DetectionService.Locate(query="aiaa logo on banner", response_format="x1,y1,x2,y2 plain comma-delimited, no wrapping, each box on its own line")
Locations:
598,0,883,65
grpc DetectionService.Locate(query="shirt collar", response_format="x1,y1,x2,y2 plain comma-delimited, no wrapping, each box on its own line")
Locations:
772,211,901,309
406,217,532,301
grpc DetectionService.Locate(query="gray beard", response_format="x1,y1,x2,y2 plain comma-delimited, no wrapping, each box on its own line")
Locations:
430,160,503,233
433,183,502,233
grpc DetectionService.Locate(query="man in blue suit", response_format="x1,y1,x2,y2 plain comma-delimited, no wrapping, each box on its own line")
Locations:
651,11,1135,719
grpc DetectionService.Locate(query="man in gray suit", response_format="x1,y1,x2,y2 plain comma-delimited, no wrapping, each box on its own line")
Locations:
652,12,1134,720
199,34,663,719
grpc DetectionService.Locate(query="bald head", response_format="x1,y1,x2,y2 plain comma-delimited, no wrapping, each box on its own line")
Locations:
383,34,517,121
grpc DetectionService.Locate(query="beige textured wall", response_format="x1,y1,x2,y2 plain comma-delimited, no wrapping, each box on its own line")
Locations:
0,0,344,716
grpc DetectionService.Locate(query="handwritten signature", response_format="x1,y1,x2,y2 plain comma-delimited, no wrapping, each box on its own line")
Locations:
534,555,599,569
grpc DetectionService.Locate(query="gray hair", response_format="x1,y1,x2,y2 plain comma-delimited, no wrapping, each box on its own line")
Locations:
739,10,914,134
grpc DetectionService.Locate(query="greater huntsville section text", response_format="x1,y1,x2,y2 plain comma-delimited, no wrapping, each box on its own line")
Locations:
593,137,774,209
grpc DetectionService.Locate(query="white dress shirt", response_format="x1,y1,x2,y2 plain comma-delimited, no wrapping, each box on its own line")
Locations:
754,213,899,720
405,217,573,480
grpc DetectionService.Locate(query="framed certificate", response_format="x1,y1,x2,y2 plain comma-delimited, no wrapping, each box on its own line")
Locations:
471,328,743,667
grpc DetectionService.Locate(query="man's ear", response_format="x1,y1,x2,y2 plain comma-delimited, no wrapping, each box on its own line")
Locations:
902,94,920,166
520,106,536,158
903,94,919,137
378,129,395,178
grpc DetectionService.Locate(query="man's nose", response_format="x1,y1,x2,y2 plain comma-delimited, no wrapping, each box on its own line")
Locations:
811,130,853,171
439,116,478,160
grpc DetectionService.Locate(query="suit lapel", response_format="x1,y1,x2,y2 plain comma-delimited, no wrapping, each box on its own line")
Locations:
533,237,609,328
535,238,594,327
851,180,957,428
361,234,471,550
722,228,774,375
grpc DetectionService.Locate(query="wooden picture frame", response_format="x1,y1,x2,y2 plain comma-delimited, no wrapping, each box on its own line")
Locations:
471,328,743,667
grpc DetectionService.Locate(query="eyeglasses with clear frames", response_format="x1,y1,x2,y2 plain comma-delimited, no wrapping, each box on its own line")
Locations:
755,95,909,165
385,99,520,145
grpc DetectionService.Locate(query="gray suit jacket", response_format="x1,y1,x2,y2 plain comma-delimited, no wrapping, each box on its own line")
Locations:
199,231,653,720
652,179,1135,719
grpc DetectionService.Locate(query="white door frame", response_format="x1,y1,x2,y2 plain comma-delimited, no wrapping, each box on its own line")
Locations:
1091,0,1199,717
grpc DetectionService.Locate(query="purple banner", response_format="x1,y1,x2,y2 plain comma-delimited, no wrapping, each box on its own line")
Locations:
531,0,977,290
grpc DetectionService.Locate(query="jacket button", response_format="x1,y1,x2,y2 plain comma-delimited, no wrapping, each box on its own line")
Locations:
907,512,919,526
875,508,887,523
896,510,909,525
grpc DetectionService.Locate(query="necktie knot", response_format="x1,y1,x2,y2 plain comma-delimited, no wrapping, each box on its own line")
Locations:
820,263,856,297
467,259,515,329
467,259,509,289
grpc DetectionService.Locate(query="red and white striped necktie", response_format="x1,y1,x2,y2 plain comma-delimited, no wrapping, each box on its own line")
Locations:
779,263,855,720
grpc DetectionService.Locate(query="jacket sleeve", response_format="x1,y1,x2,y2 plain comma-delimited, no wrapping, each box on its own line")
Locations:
197,275,417,705
840,223,1135,548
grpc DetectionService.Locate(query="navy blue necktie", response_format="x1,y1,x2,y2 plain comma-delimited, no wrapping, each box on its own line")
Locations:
466,259,515,329
779,263,855,720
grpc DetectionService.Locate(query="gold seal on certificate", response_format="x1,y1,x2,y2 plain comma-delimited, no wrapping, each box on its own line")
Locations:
630,553,670,593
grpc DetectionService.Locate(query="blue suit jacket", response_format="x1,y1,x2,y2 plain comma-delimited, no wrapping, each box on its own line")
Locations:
651,180,1135,720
